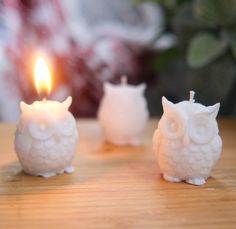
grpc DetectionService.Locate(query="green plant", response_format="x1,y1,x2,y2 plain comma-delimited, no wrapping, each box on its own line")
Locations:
138,0,236,68
188,0,236,68
137,0,236,115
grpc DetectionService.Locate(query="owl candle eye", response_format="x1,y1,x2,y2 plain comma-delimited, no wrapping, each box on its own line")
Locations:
28,116,54,140
159,113,186,139
188,115,215,144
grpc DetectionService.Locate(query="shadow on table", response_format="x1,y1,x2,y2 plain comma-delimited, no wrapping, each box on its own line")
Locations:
0,142,150,195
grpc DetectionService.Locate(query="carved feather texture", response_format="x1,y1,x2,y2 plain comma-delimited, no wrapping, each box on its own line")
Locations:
153,97,222,185
15,111,78,177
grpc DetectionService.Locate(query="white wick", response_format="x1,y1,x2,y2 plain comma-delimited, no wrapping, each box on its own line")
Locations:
121,76,127,85
189,91,195,103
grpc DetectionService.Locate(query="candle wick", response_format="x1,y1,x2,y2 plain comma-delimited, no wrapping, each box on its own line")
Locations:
38,89,48,101
121,76,127,85
189,90,195,103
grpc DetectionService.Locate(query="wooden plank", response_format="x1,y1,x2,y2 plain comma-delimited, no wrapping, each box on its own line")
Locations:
0,119,236,228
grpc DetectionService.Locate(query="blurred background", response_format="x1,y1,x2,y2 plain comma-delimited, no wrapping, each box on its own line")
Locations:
1,0,236,121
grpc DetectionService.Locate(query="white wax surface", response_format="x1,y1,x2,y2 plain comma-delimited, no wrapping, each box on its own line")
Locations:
14,96,78,178
98,79,149,145
152,94,222,186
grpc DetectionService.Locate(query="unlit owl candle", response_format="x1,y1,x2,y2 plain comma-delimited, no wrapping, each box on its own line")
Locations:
98,76,149,145
14,56,78,178
153,91,222,186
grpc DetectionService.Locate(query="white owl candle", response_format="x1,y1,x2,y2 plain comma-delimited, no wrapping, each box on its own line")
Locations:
14,56,78,178
98,76,149,146
153,91,222,186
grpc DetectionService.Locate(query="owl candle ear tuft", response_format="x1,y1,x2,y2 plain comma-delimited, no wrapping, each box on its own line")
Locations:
137,83,146,94
104,82,113,93
162,96,175,114
20,101,31,113
62,96,72,110
205,103,220,119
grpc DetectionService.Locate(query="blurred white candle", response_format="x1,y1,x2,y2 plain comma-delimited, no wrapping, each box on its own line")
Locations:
98,76,149,146
14,56,78,178
153,91,222,185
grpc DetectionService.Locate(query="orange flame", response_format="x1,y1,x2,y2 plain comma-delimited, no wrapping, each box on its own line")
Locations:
34,57,52,96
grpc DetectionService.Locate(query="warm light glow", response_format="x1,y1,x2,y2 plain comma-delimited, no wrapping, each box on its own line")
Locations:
34,57,51,96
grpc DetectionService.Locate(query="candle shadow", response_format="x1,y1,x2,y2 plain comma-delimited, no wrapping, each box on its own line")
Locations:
0,160,98,195
76,141,151,179
87,141,149,157
0,139,150,195
0,144,147,196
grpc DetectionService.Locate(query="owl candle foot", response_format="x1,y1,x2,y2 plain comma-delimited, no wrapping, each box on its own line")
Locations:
186,178,206,186
107,137,141,146
130,138,141,146
35,166,74,178
37,171,57,178
63,165,74,174
28,165,75,178
107,138,126,146
163,174,182,183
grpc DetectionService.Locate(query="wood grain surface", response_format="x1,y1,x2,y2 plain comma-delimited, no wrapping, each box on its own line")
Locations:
0,119,236,228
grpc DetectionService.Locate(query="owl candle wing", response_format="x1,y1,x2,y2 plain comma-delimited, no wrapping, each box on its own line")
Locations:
58,113,77,136
153,128,161,153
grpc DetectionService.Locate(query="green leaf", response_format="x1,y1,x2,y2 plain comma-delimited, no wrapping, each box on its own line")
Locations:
152,47,179,71
194,0,236,27
159,0,177,9
187,33,227,68
133,0,177,9
172,4,202,46
230,42,236,61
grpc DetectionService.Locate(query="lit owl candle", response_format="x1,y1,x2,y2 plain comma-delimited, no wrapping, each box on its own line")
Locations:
153,91,222,186
14,56,78,178
98,76,149,146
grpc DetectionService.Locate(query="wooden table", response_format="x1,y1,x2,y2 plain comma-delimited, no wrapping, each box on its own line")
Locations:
0,119,236,228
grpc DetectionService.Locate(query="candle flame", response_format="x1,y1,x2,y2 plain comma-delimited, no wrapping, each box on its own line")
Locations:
34,57,51,96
